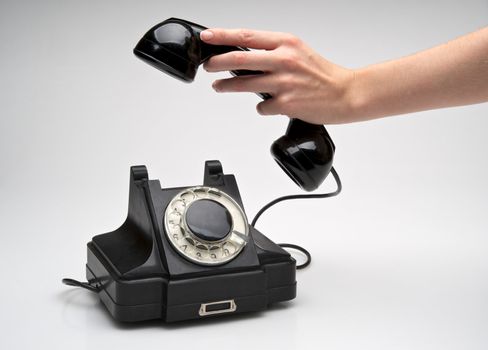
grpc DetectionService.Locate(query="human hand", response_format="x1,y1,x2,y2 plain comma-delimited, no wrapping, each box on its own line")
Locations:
200,28,357,124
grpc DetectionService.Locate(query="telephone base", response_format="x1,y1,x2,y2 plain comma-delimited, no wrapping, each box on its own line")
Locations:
84,161,297,322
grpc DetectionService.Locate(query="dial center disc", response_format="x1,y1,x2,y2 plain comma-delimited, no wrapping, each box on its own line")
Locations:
185,199,232,242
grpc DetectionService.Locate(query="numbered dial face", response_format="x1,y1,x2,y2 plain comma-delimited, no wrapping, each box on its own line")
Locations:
164,186,249,266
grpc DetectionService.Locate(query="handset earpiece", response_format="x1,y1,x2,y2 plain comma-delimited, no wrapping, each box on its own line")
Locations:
133,19,200,82
134,17,335,191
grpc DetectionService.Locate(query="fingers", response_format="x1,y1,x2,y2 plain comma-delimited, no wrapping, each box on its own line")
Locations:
256,98,283,116
200,28,303,118
204,50,275,72
212,75,286,117
201,28,286,50
213,75,277,94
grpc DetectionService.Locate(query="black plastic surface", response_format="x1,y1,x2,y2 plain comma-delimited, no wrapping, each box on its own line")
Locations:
86,161,297,322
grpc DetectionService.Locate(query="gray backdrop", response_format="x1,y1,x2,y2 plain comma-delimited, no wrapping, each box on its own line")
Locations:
1,0,487,349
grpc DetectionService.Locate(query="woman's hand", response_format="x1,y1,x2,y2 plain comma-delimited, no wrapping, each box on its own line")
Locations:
201,28,357,124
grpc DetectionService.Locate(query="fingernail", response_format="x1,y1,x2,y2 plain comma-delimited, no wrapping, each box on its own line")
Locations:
200,30,214,41
212,81,220,92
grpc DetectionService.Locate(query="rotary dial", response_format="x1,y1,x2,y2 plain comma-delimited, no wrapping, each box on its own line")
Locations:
164,186,249,265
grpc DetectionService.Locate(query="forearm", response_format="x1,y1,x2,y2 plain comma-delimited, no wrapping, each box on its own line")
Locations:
350,26,488,122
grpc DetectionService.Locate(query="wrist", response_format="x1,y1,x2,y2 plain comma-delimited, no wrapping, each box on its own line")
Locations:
343,67,372,123
325,67,365,124
322,65,372,124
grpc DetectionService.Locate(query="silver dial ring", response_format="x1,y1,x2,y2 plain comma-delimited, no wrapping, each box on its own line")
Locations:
164,186,249,266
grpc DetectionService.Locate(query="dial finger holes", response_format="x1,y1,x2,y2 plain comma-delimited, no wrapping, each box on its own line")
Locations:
164,186,249,266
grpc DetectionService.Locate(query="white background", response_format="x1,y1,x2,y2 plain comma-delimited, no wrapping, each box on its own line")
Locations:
1,0,487,349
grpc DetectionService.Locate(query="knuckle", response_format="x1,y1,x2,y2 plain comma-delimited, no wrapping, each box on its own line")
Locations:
232,51,247,66
278,94,294,109
277,74,294,90
279,54,299,70
283,33,302,47
238,29,254,46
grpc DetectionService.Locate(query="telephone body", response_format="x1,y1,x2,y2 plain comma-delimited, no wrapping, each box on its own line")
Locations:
86,160,296,322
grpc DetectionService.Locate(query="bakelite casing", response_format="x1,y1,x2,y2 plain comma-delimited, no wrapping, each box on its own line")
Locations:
86,161,297,322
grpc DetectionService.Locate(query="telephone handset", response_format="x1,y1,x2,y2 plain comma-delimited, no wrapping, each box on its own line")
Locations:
133,17,336,192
